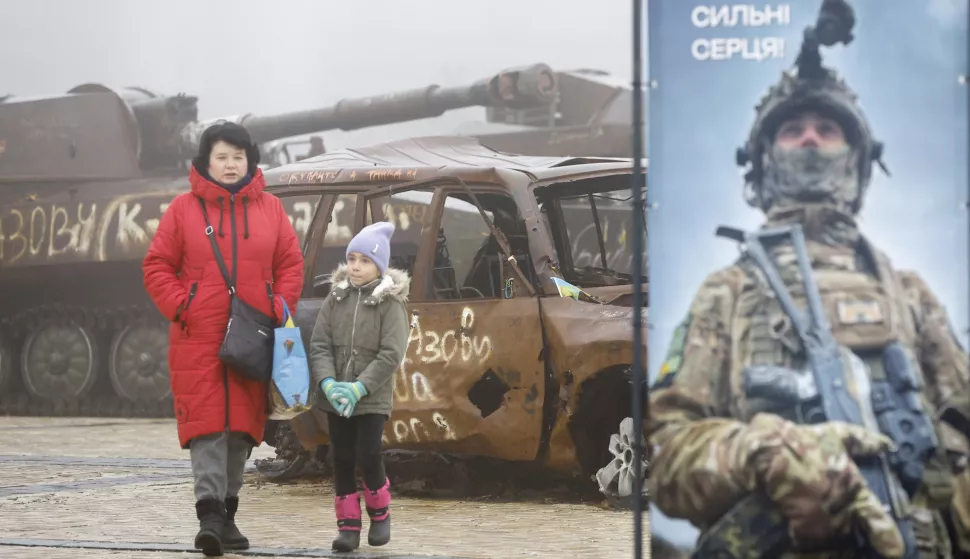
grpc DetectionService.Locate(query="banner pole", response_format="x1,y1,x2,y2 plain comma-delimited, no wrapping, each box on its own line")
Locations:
630,1,647,558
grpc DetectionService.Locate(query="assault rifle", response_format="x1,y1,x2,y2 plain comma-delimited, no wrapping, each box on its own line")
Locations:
689,223,936,559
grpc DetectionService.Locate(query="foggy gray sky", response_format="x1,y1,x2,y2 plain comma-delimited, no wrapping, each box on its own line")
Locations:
2,0,632,150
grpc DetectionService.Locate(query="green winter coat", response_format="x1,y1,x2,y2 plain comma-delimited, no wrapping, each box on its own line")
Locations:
309,263,410,417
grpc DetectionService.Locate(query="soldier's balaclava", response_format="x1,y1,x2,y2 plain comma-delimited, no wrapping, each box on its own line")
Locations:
737,68,884,216
760,112,861,210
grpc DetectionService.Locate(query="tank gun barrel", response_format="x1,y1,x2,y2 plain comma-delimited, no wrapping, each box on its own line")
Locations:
202,63,559,146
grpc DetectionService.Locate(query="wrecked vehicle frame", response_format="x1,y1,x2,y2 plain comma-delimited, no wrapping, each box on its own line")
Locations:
258,136,648,507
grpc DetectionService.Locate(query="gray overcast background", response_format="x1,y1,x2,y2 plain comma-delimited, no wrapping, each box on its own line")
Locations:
1,0,631,150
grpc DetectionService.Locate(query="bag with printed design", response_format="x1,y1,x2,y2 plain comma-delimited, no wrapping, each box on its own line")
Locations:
268,297,312,420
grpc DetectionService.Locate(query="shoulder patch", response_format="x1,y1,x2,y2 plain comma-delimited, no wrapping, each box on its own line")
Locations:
653,314,690,389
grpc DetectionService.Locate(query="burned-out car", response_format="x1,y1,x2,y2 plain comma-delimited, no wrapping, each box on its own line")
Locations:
259,136,647,506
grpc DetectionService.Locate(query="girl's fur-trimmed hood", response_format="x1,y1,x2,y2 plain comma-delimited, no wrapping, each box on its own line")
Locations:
329,263,410,303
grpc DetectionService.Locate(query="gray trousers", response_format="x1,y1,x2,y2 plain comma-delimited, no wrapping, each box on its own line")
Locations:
189,432,252,502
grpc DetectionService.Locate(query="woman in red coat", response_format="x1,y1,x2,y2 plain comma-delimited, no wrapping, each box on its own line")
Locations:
143,122,304,557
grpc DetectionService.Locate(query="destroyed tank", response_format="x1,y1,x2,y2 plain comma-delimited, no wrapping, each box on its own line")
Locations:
0,63,561,418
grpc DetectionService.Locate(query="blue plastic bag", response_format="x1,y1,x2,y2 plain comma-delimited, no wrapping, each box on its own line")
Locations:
268,297,312,420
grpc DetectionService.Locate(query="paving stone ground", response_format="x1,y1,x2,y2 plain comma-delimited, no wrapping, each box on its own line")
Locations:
0,417,651,558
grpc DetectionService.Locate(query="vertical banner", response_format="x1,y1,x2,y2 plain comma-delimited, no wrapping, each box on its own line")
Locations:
646,0,969,553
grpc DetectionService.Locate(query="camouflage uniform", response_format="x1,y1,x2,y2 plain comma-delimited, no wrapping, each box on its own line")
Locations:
647,54,970,559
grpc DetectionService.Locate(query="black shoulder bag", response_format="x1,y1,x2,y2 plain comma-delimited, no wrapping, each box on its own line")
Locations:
197,196,276,383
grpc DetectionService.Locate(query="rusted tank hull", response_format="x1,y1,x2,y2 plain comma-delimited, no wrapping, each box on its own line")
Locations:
0,179,321,418
0,179,314,273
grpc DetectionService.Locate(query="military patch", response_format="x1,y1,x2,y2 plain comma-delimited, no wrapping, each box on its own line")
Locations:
836,299,884,325
653,315,690,390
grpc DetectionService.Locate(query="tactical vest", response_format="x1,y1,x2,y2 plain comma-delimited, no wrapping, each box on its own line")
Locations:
726,235,967,556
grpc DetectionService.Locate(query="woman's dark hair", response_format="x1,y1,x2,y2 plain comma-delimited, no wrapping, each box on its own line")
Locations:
191,121,261,175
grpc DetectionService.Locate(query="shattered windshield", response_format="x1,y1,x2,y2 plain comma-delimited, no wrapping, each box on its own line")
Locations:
538,178,647,287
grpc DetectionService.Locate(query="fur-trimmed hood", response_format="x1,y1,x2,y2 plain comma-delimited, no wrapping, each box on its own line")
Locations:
310,263,412,418
329,263,410,304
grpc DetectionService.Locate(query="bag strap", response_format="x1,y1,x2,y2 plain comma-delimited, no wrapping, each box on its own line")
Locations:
197,196,236,295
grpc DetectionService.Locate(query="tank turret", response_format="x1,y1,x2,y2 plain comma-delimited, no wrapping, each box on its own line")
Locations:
0,63,558,182
469,68,633,158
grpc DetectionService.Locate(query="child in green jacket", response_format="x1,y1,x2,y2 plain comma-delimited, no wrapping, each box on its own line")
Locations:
308,220,410,552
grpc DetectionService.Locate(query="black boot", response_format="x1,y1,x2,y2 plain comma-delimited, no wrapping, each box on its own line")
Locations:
194,498,225,557
223,496,250,550
332,493,362,552
362,478,391,547
333,530,361,553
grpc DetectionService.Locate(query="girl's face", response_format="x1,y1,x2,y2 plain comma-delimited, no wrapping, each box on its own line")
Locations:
208,140,248,185
347,252,379,286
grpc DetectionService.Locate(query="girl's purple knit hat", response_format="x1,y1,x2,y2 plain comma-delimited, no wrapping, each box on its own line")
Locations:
346,221,395,275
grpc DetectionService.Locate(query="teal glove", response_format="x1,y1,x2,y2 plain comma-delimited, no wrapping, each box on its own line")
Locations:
331,381,368,418
320,378,347,415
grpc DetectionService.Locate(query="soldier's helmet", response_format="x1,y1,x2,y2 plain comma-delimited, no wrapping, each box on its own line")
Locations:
735,65,884,214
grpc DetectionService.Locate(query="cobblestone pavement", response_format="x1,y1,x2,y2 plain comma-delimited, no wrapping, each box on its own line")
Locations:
0,418,651,558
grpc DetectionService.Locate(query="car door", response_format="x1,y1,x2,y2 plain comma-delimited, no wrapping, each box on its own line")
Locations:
360,181,546,462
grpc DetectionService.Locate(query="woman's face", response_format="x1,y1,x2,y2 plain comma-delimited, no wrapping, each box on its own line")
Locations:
208,140,248,184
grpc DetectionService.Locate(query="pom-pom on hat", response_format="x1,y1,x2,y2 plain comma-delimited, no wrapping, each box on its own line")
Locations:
346,221,395,275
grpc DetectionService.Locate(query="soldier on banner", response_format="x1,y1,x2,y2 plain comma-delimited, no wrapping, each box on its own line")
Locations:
647,2,970,558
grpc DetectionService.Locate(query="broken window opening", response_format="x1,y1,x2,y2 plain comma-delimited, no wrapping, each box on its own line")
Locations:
310,193,358,299
364,189,432,280
310,189,433,299
429,192,535,301
274,193,324,253
268,192,327,298
535,175,646,288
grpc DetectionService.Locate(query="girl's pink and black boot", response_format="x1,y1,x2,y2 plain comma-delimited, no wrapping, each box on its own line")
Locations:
362,477,392,546
332,493,361,552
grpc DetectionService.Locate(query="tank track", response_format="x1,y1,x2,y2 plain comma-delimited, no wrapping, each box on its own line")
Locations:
0,303,174,418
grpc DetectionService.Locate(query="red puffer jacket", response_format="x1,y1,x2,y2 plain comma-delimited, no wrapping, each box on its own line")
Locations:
143,167,304,448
